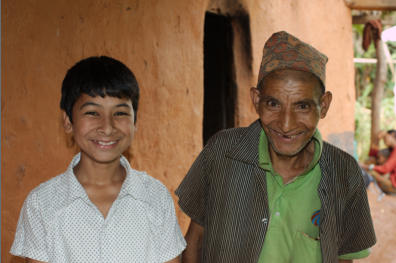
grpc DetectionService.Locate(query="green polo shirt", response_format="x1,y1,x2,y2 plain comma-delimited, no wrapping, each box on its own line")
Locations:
257,129,369,262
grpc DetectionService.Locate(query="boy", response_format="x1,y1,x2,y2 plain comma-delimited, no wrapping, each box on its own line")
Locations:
362,130,396,194
10,56,186,262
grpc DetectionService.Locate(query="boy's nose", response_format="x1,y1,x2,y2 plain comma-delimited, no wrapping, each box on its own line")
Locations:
97,117,114,135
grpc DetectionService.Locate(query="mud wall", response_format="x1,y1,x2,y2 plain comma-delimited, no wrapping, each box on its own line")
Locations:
239,0,355,146
2,0,354,261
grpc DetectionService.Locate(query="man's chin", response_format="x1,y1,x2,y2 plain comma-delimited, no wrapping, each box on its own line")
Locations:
269,141,311,158
272,148,301,158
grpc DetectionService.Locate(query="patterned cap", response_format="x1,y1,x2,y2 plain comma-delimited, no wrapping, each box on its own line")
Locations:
257,31,328,89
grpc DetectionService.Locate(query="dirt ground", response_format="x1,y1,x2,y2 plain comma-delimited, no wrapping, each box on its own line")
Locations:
359,186,396,262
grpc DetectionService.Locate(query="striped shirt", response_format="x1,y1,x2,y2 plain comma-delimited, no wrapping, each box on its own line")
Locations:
176,120,376,263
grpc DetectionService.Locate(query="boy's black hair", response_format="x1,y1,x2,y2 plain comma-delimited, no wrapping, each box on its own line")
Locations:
385,129,396,152
387,129,396,136
60,56,140,123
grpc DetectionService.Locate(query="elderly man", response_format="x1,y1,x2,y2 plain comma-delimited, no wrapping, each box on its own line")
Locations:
176,31,376,263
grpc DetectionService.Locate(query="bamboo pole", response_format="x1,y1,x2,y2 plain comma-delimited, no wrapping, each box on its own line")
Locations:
371,40,387,145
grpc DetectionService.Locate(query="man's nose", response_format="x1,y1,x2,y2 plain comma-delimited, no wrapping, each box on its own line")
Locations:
279,109,296,133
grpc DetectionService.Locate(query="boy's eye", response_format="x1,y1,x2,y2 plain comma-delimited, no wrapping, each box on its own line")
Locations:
114,111,130,116
84,111,99,116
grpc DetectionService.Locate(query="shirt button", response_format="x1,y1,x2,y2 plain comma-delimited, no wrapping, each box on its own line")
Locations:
275,211,280,216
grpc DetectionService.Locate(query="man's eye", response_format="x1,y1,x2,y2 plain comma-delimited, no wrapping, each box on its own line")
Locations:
297,104,310,110
266,100,279,108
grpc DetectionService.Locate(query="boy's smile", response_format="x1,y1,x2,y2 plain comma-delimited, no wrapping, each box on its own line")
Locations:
64,94,135,165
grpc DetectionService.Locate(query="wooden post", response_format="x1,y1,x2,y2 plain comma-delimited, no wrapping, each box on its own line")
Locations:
371,40,387,145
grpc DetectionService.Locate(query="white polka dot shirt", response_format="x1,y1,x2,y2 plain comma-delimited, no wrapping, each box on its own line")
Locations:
10,154,186,262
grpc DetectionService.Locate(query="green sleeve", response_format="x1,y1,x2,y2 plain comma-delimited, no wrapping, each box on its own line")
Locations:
339,248,370,260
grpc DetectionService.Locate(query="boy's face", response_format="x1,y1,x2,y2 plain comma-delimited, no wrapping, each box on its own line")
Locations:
63,94,135,165
377,154,387,165
384,133,396,147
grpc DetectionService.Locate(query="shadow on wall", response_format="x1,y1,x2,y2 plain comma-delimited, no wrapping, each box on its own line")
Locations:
327,131,355,157
10,255,23,263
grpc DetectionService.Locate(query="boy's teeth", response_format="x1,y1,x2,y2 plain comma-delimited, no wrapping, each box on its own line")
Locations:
98,141,116,146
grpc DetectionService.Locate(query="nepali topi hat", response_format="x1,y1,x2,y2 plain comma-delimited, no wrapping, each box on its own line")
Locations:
257,31,328,89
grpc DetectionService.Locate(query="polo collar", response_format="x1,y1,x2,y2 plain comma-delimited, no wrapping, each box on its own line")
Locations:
64,153,151,205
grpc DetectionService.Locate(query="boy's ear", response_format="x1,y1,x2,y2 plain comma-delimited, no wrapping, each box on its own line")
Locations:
63,111,73,134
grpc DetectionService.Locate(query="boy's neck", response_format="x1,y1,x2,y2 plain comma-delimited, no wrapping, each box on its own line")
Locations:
73,155,126,186
73,155,127,218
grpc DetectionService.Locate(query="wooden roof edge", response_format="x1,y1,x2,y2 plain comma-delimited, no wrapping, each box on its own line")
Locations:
345,0,396,11
352,14,396,25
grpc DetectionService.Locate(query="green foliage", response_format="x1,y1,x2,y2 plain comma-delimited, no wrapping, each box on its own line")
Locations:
355,98,396,159
353,20,396,161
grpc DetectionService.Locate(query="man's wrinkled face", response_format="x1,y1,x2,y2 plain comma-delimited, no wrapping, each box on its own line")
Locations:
251,69,332,157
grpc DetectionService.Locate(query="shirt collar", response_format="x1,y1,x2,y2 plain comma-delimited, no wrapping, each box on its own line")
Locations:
64,153,151,205
118,156,151,204
258,129,323,175
225,120,262,165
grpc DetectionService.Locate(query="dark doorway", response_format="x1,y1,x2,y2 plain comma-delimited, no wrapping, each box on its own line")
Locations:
203,12,237,145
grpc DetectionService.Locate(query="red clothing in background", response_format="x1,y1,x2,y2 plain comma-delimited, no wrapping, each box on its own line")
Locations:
368,148,378,158
374,147,396,188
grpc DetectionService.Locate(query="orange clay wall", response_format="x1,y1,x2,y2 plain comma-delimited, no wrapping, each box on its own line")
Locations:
2,0,354,261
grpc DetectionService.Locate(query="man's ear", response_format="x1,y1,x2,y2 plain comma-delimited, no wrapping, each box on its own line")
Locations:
320,91,332,119
63,111,73,134
250,87,261,114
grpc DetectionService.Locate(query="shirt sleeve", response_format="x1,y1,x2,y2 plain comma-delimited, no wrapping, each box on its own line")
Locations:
175,144,211,226
158,190,187,262
10,191,49,262
338,162,376,255
339,248,370,260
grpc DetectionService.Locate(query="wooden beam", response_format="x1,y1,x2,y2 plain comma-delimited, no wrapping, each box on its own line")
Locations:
345,0,396,10
352,14,396,25
354,58,396,64
352,14,380,24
